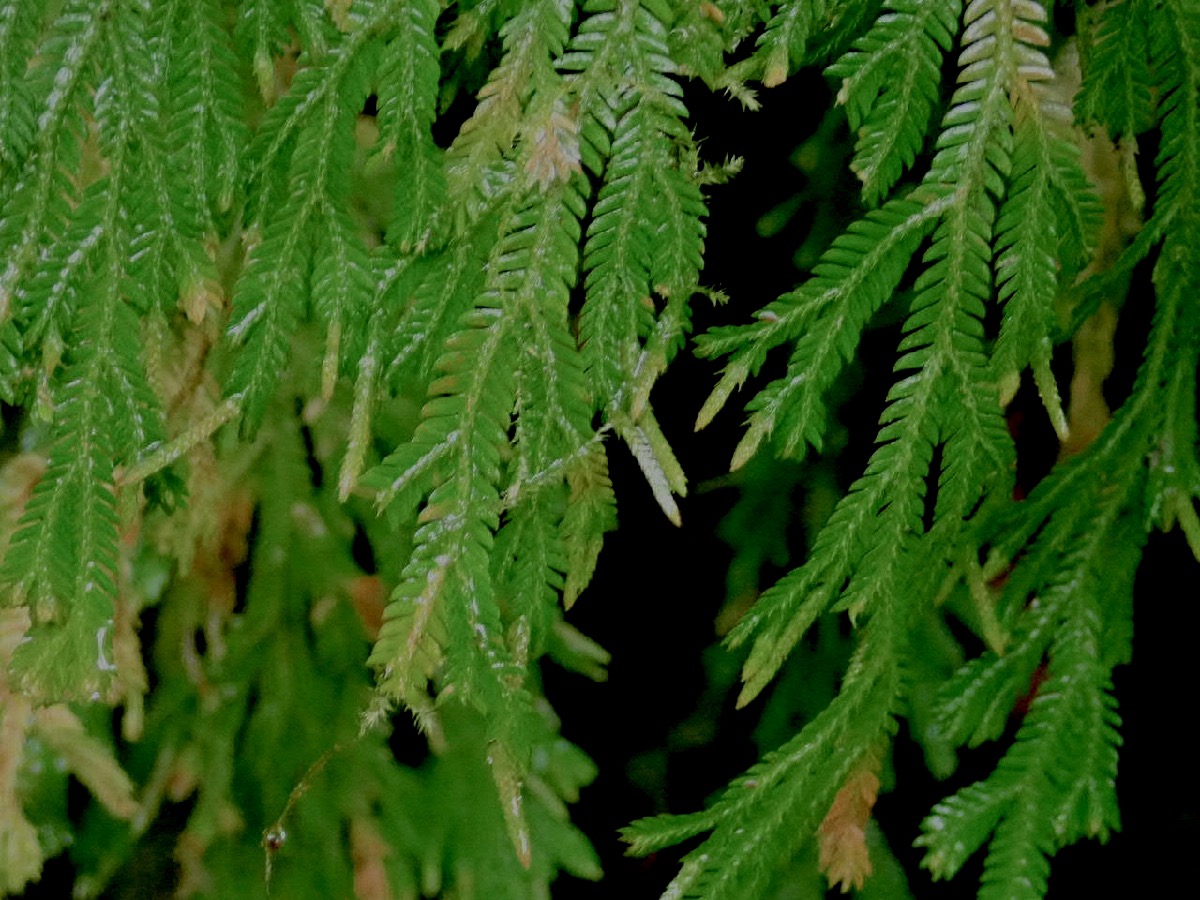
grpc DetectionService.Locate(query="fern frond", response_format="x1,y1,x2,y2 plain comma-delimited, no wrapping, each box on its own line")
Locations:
718,0,1048,695
225,201,314,434
827,0,961,205
310,62,376,392
16,187,106,372
313,206,374,399
368,289,516,837
1144,63,1200,550
377,0,444,250
614,409,687,524
383,213,500,392
493,491,566,662
632,604,904,900
0,0,1191,890
1146,262,1200,557
0,0,40,182
446,0,575,222
1063,2,1197,318
560,441,617,607
100,0,222,320
1052,1,1200,560
158,0,248,222
365,176,584,710
570,0,696,404
235,0,296,101
620,808,719,857
0,0,182,710
102,300,166,466
726,394,936,708
920,488,1139,893
336,310,383,501
1148,0,1200,230
578,98,676,405
228,56,373,432
0,0,100,320
629,287,691,422
877,0,1036,527
931,592,1060,749
755,0,827,88
716,191,948,466
362,173,601,863
3,280,133,702
507,188,592,475
920,242,1200,893
560,0,706,517
670,9,1098,894
0,0,174,706
994,30,1103,430
1076,0,1154,140
244,1,403,224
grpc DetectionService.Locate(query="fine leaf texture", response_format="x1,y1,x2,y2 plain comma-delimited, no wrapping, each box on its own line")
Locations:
0,0,1194,897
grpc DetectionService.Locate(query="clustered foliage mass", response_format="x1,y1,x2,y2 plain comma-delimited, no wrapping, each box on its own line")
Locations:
0,0,1195,898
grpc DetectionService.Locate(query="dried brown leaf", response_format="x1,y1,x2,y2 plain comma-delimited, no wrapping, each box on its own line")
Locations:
817,752,881,892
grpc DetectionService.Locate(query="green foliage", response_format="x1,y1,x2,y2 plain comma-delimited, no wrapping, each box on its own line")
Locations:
636,0,1199,897
0,0,1195,898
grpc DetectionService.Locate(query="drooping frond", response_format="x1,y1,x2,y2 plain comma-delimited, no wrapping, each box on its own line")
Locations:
0,0,100,320
242,1,399,224
227,45,375,433
912,11,1200,885
755,0,828,88
561,0,708,518
827,0,961,205
560,441,617,608
1067,0,1199,309
1148,0,1200,231
1112,2,1200,560
1147,274,1200,557
111,0,221,320
361,169,595,862
0,0,39,183
445,0,576,223
920,489,1139,896
0,0,1193,894
155,0,248,231
992,65,1103,434
1076,0,1154,141
700,191,947,467
706,2,1044,712
3,270,159,703
381,212,500,393
376,0,443,249
366,176,583,695
640,3,1159,896
1,1,166,706
568,0,704,404
626,595,906,900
